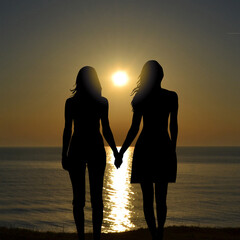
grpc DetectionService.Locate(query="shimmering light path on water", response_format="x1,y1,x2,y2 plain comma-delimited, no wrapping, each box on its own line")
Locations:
103,147,135,232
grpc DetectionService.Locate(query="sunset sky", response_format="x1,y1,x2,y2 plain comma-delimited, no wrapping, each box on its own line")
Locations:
0,0,239,146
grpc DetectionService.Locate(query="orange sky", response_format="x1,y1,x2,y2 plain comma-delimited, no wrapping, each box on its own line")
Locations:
0,1,240,146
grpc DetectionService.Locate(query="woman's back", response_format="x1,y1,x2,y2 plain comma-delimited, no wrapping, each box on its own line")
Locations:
66,95,107,158
134,88,177,135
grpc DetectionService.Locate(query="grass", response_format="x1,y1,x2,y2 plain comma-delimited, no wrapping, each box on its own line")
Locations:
0,226,239,240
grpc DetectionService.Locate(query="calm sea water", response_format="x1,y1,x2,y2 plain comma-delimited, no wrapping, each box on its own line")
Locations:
0,147,239,233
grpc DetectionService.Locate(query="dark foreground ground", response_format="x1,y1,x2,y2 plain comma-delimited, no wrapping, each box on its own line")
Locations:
0,226,239,240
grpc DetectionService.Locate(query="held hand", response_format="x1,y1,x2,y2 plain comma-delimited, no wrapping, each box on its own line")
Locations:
62,155,70,171
114,152,123,169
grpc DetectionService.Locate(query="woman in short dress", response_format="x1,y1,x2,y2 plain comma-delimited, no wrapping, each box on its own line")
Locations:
116,60,178,240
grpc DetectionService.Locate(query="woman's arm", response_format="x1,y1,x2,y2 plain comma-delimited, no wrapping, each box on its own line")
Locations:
101,99,118,157
119,111,142,156
170,93,178,151
62,99,72,170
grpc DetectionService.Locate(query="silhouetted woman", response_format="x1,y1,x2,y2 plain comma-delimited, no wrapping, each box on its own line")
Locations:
62,66,118,240
116,60,178,240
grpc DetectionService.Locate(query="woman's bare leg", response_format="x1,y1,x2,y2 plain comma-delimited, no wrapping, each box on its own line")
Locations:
69,164,86,240
141,182,157,240
155,183,168,240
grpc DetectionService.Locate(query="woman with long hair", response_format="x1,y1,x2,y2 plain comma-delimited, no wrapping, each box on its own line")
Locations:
62,66,118,240
115,60,178,240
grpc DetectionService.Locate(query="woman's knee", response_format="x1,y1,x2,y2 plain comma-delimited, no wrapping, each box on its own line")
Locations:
72,198,85,209
91,197,104,210
155,183,168,200
142,196,154,211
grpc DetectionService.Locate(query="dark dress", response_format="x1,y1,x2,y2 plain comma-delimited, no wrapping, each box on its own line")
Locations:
131,89,178,183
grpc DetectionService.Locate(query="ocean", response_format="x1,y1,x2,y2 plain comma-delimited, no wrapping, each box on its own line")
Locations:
0,147,239,233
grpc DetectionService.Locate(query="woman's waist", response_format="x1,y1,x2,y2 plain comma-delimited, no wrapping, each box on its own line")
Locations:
72,131,103,143
73,128,102,136
141,127,169,136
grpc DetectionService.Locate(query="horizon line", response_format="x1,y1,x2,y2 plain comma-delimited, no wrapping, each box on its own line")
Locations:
0,145,240,148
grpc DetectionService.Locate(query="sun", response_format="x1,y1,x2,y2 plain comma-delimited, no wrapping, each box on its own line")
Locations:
112,71,128,86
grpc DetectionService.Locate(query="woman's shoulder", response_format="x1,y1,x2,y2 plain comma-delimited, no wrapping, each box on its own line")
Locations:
65,97,74,106
161,88,178,110
133,92,146,103
131,93,144,112
161,88,178,100
95,96,107,107
99,96,108,104
97,96,109,110
66,95,108,103
65,96,80,108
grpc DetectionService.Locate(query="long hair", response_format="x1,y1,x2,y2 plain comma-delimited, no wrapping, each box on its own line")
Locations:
131,60,164,96
71,66,102,99
131,60,164,109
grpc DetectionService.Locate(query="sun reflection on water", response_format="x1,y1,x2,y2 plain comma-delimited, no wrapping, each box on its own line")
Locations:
103,147,135,233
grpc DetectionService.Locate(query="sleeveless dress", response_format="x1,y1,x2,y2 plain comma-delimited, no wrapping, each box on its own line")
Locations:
131,89,178,183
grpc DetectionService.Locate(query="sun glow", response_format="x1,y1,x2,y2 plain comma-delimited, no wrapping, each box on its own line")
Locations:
112,71,128,86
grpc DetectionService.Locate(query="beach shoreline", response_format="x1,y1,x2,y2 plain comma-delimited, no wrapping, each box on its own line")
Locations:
0,226,239,240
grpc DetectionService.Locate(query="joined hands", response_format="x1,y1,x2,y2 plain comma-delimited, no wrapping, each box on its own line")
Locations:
114,151,123,169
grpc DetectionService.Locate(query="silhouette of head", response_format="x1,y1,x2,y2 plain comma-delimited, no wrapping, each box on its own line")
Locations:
132,60,164,97
72,66,102,98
